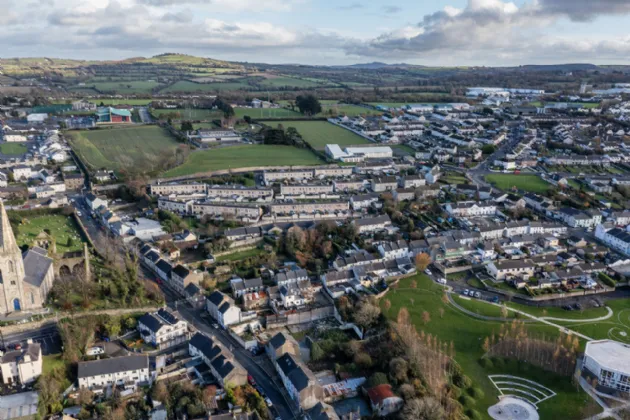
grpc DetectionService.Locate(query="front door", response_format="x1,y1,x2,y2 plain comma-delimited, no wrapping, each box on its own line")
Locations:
13,298,21,311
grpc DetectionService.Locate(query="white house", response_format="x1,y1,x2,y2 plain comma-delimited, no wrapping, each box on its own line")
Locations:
377,240,409,259
137,309,188,348
595,225,630,256
0,341,42,385
486,259,536,281
78,355,150,392
445,201,497,217
206,291,242,327
85,193,107,211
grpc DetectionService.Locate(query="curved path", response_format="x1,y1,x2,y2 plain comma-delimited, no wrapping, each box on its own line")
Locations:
539,306,613,323
447,293,537,323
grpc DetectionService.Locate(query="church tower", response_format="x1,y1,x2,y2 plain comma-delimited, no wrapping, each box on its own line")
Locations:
0,201,26,313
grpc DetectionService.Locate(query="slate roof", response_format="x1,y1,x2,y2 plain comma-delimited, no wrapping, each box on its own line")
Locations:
185,283,202,297
172,264,190,279
207,291,225,306
23,247,53,287
138,313,162,333
189,333,223,362
78,355,148,378
276,353,310,392
156,260,172,276
210,355,236,379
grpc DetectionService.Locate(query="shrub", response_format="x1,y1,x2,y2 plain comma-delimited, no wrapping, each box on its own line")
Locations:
354,353,373,368
492,357,505,368
479,358,493,369
468,387,485,399
466,408,482,420
367,372,389,387
453,373,472,389
598,272,616,287
459,395,476,408
448,384,462,399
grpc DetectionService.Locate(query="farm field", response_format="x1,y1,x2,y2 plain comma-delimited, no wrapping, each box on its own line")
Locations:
88,99,153,106
67,126,179,174
12,212,84,253
234,107,302,119
0,143,28,155
86,81,162,94
318,104,382,117
160,80,251,93
485,174,551,194
151,108,220,121
271,120,371,150
258,76,330,88
381,275,597,420
163,145,323,177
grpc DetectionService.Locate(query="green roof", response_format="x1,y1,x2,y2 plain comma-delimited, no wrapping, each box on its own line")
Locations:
96,107,132,117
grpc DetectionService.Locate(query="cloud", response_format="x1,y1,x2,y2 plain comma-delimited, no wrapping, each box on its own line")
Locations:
539,0,630,21
383,6,401,14
337,2,363,11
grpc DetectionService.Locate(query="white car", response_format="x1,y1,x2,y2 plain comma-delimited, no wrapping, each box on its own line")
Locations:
86,346,105,356
474,292,481,298
265,398,273,407
463,289,469,295
424,269,432,276
438,278,447,284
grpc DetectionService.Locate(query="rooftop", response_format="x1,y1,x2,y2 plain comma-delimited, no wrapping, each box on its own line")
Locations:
585,340,630,373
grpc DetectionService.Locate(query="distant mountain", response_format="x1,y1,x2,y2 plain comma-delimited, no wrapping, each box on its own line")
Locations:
517,63,600,72
334,62,416,69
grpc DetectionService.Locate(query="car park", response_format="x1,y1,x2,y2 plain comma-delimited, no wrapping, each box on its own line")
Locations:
463,289,469,296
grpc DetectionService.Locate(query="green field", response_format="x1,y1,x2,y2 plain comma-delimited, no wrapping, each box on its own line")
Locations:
318,104,383,117
485,174,551,194
270,120,371,150
14,213,84,253
161,80,252,93
368,102,409,108
67,126,179,174
528,101,599,109
86,81,162,94
258,76,330,88
0,143,27,155
217,247,265,262
151,108,220,121
555,299,630,344
163,145,323,177
234,107,302,119
89,99,153,106
382,275,596,419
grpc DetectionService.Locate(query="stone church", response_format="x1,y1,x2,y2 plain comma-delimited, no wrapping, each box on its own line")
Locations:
0,202,54,313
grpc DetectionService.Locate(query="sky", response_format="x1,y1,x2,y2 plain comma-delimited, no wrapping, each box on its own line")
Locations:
1,0,630,66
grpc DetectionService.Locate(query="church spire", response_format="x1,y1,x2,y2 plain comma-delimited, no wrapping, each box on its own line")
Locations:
0,200,20,255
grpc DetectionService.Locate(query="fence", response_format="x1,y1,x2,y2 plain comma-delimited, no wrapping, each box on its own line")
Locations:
265,305,335,328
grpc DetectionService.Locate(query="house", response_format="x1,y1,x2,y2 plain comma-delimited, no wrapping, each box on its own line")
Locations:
371,176,398,193
486,259,536,281
78,355,150,392
11,165,32,180
188,332,248,387
224,227,262,242
367,384,404,417
64,173,84,190
445,201,497,217
155,260,173,283
72,100,97,111
206,291,241,327
85,193,107,211
170,264,202,295
377,240,409,259
137,309,189,348
353,215,392,234
393,188,415,202
399,175,425,189
595,225,630,255
266,332,300,360
0,341,42,385
184,283,206,309
350,193,380,210
275,352,323,409
230,277,264,298
275,268,309,286
557,208,601,228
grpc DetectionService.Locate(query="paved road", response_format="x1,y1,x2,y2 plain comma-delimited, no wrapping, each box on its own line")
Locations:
2,324,62,355
138,107,153,124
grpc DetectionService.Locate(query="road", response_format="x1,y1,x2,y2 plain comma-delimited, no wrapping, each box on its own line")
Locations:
2,324,62,355
138,107,153,124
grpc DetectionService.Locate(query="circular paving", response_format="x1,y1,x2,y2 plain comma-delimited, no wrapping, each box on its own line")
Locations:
488,397,539,420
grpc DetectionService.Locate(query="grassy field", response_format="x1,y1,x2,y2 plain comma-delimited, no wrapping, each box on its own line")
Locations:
555,298,630,344
151,108,220,121
0,143,27,155
216,247,265,262
485,174,551,194
14,213,84,253
163,145,323,177
87,81,162,94
454,295,517,318
67,126,179,174
89,99,153,106
258,76,329,88
318,104,383,117
367,102,409,108
381,275,595,419
161,80,251,93
234,107,302,119
270,120,371,150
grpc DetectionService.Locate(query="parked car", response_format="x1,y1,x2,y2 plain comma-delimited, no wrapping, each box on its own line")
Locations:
424,269,432,276
86,346,105,356
265,398,273,407
474,292,481,298
491,296,500,303
463,289,470,296
248,375,256,386
437,278,447,284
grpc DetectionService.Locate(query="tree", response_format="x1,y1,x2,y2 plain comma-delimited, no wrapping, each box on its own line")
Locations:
367,372,389,388
422,311,431,325
295,94,322,115
439,307,445,319
180,121,193,132
410,280,417,289
354,301,381,328
383,299,391,313
152,380,170,403
311,342,324,361
482,144,497,154
401,397,445,420
500,305,509,319
415,253,432,272
389,357,408,383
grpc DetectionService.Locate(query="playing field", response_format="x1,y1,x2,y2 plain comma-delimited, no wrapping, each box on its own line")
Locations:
89,99,153,106
318,104,383,117
151,108,220,121
163,145,323,177
485,174,551,194
67,126,179,174
270,120,371,150
234,107,302,119
382,275,595,420
0,143,27,155
13,213,84,253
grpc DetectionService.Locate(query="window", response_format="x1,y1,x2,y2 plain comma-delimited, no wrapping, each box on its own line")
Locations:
8,261,13,273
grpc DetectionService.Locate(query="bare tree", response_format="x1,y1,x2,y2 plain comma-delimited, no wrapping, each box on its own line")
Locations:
354,301,381,328
401,397,445,420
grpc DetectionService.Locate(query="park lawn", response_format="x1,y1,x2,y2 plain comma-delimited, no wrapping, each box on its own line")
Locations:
271,120,371,150
13,213,84,253
152,108,221,121
163,145,323,177
367,102,409,108
554,298,630,344
234,107,302,119
485,174,551,194
454,295,517,319
381,275,593,419
392,144,416,155
67,126,179,174
0,143,27,155
505,301,610,320
442,174,468,184
89,99,153,106
216,247,265,262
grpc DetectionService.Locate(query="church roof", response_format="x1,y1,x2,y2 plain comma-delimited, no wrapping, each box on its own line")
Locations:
0,200,20,255
23,247,53,287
